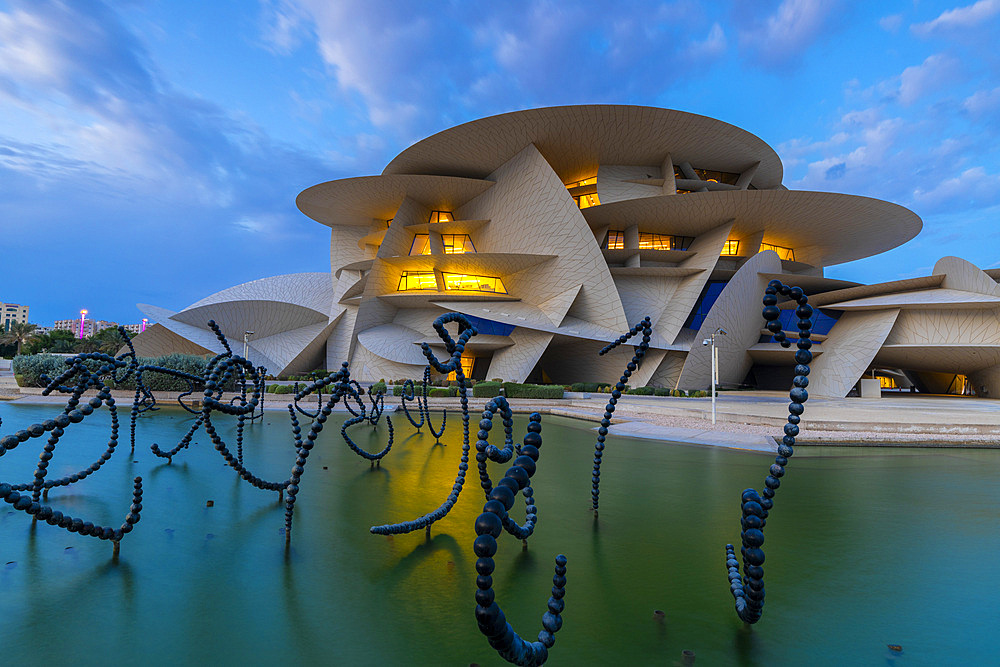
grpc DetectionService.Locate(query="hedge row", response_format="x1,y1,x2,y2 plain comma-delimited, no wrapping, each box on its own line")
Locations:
12,353,239,391
472,381,564,399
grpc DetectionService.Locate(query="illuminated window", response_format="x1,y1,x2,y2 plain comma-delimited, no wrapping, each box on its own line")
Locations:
759,243,795,261
442,272,507,294
603,230,624,250
448,354,476,381
720,240,740,256
410,234,432,255
386,218,393,226
410,234,477,255
693,168,739,185
566,176,599,208
877,376,898,389
398,271,438,291
442,234,476,254
428,211,454,224
638,233,693,251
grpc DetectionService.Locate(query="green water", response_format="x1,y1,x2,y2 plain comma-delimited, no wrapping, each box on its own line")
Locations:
0,401,997,666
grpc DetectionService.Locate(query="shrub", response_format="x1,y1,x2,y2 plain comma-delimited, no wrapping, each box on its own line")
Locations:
625,386,655,395
392,384,406,396
273,384,293,394
689,389,708,398
14,374,25,387
502,382,564,399
12,354,68,387
473,381,502,398
654,388,669,396
370,381,387,395
570,382,603,392
428,387,450,398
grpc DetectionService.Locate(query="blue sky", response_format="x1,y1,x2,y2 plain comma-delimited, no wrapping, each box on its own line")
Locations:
2,0,998,326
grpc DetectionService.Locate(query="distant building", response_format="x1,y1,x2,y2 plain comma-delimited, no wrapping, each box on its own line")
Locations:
1,303,29,332
53,318,118,338
122,323,144,334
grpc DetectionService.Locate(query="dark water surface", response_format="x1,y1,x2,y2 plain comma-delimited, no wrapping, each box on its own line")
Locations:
0,401,996,666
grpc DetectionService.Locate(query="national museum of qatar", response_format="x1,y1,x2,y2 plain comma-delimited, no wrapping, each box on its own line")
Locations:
133,105,1000,398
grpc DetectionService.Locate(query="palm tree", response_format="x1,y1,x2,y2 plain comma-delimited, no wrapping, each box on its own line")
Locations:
0,322,38,355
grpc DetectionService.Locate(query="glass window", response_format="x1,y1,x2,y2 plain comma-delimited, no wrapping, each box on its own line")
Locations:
442,273,507,294
693,168,740,185
759,243,795,261
398,271,438,291
447,353,476,381
603,230,624,250
638,233,694,250
720,240,740,256
574,193,600,208
409,235,432,255
442,234,476,254
428,211,454,224
565,177,597,188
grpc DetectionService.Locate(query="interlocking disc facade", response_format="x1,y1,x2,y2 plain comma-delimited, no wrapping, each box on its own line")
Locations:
134,105,1000,398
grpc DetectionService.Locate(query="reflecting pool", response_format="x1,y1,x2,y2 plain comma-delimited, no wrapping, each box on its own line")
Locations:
0,401,997,665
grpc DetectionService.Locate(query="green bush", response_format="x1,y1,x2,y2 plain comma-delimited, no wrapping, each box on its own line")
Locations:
14,374,25,387
12,354,69,387
625,386,655,395
370,381,387,395
654,388,669,396
392,384,406,396
688,389,708,398
473,381,502,398
570,382,603,392
428,387,450,398
502,382,564,399
273,384,293,394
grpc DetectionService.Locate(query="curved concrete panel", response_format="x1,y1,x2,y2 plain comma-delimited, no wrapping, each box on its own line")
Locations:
808,309,901,398
677,250,782,390
383,105,783,188
582,189,921,268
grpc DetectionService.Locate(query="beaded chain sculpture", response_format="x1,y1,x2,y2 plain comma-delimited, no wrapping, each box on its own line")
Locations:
398,372,427,432
724,279,813,624
369,313,473,535
472,410,567,666
590,316,652,515
0,337,144,555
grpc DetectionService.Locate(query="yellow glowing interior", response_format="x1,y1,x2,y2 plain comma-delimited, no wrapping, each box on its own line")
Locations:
604,230,624,250
759,243,795,261
638,233,675,250
428,211,454,224
447,354,476,381
442,272,506,293
398,271,438,291
720,239,740,256
443,234,476,254
575,193,600,208
565,177,596,188
878,376,898,389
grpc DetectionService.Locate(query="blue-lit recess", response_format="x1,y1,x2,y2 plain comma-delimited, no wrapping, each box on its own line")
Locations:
685,281,728,331
462,314,516,336
769,308,840,343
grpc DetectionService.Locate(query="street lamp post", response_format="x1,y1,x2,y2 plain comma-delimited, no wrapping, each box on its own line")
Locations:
702,328,728,425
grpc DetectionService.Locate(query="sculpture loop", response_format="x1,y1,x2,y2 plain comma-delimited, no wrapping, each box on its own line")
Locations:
369,313,474,535
473,412,566,666
591,316,652,514
724,279,813,624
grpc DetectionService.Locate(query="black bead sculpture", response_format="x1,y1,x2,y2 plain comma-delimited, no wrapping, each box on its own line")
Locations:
590,316,652,515
369,313,474,535
724,279,813,624
473,411,567,666
398,374,427,431
0,345,144,555
366,383,386,427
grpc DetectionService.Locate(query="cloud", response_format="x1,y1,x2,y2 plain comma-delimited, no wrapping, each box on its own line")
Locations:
963,86,1000,115
688,23,727,59
262,1,726,139
0,1,337,323
879,14,903,32
911,0,1000,36
913,166,1000,206
824,162,846,180
736,0,842,66
896,53,959,105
